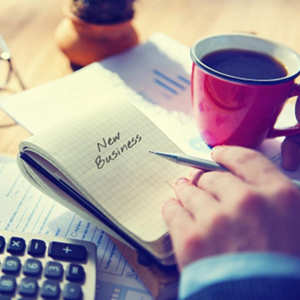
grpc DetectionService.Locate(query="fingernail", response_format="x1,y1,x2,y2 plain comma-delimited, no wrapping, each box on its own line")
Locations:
211,145,225,159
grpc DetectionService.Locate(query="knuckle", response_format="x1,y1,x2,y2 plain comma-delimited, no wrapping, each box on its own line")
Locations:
175,180,190,194
270,181,300,211
234,149,261,165
197,171,223,189
176,187,201,209
234,188,265,214
198,172,215,187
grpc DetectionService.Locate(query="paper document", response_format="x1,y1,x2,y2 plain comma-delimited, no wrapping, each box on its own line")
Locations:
0,33,206,159
0,154,153,300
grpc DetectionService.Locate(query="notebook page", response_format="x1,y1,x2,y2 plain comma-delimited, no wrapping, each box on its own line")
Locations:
20,95,188,244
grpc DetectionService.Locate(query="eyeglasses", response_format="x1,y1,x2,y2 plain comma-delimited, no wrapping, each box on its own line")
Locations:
0,34,25,90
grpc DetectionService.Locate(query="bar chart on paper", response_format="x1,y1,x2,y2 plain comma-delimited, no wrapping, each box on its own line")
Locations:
101,33,193,111
101,33,212,159
152,69,190,98
136,67,191,114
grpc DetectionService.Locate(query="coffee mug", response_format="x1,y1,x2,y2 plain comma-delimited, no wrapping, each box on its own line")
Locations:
191,33,300,148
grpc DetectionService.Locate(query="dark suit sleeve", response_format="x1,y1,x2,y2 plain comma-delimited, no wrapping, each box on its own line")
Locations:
179,253,300,300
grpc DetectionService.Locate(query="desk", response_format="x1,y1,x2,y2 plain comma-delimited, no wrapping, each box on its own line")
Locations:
1,0,300,156
1,1,300,298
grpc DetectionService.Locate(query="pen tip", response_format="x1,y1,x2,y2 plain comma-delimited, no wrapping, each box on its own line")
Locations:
149,151,155,154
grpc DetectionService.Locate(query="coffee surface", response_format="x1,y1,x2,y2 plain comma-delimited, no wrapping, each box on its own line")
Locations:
202,49,287,80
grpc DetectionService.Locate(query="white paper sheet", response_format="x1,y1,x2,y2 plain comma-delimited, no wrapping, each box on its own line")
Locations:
0,154,153,300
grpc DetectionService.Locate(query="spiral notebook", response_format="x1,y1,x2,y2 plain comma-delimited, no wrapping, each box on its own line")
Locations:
17,92,188,266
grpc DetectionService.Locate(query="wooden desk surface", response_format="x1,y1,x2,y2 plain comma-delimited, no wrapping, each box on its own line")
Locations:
1,0,300,157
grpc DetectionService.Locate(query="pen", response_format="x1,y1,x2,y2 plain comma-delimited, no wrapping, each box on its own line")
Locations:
149,151,300,189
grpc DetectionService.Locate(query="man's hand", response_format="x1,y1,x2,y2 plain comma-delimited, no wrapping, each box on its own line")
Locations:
162,146,300,270
282,136,300,171
282,99,300,171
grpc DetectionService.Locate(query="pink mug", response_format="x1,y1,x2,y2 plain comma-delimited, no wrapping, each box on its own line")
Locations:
191,33,300,148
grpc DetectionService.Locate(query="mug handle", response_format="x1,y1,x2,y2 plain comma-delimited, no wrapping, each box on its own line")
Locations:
267,83,300,138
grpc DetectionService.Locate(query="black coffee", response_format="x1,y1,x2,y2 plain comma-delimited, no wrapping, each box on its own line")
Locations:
201,49,287,80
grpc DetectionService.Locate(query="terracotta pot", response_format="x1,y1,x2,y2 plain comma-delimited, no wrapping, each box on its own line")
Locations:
55,5,139,67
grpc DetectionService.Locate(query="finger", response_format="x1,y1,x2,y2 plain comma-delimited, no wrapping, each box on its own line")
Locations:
162,197,194,227
162,197,195,251
281,137,300,171
194,170,250,203
187,169,204,185
211,146,288,187
173,177,220,219
296,96,300,123
162,198,208,270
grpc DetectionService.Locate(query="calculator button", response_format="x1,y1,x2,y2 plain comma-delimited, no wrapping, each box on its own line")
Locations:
18,278,38,297
63,283,82,300
0,236,5,253
44,262,63,279
0,231,96,299
28,239,46,257
41,280,60,299
7,237,25,255
48,242,87,262
66,264,85,282
0,275,16,294
2,257,21,274
23,259,42,277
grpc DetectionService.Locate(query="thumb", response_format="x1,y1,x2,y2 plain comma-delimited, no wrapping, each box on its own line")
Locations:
281,137,300,171
296,96,300,123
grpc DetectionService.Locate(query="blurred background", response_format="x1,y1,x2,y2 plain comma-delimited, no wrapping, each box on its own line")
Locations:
1,0,300,155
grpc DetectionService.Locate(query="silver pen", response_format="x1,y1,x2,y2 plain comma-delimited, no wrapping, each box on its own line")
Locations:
149,151,300,189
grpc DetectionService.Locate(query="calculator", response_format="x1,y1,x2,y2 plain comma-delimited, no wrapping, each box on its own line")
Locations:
0,231,97,300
